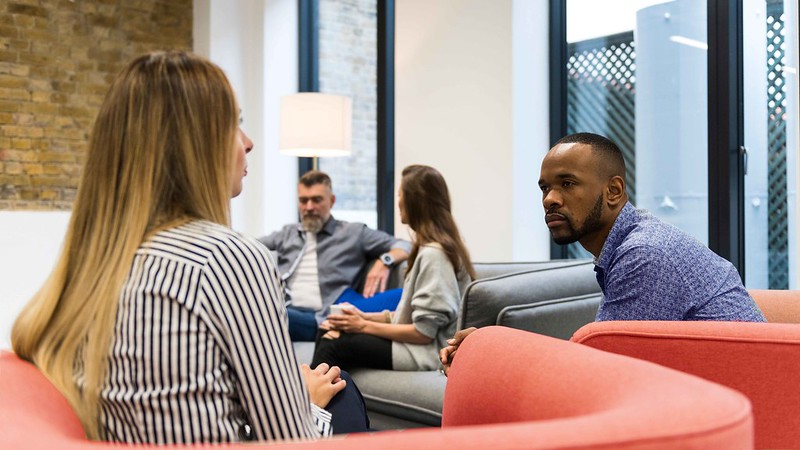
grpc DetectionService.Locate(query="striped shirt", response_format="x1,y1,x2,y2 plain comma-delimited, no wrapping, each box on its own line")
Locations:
80,220,331,444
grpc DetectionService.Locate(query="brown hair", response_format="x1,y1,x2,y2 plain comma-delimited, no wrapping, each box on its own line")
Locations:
299,170,332,189
401,165,475,280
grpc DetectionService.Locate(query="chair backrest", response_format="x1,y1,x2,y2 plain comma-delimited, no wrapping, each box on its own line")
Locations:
572,320,800,449
458,259,601,338
748,289,800,323
442,326,753,448
0,351,86,449
472,260,571,280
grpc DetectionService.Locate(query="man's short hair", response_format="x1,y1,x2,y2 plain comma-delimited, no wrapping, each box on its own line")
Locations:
299,170,332,189
554,132,626,180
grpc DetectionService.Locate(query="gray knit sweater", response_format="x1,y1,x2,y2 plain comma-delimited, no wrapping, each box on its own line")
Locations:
391,243,471,370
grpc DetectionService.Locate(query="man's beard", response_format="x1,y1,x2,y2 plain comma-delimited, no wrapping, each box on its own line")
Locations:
302,214,325,233
552,194,604,245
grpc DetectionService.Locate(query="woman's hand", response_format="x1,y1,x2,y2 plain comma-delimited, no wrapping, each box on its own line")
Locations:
300,363,346,409
327,307,368,333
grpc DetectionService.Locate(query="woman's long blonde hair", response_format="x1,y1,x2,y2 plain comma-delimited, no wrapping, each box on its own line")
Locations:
11,51,239,440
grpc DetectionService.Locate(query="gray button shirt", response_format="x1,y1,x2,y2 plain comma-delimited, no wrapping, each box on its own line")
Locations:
258,217,411,324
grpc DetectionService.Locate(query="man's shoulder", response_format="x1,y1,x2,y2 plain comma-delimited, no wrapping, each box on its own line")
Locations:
329,219,393,238
614,211,722,272
619,210,689,250
329,218,366,231
260,222,301,242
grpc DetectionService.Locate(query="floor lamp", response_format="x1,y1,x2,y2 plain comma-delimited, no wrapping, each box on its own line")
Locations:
279,93,353,170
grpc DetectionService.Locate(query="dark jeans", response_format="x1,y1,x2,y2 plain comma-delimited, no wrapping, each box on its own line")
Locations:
287,307,318,341
312,328,393,372
326,370,371,434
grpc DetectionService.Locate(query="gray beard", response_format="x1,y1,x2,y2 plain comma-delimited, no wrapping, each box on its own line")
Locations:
302,215,324,233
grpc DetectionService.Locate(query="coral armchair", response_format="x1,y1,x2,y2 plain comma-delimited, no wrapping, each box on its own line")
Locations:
749,289,800,323
572,320,800,448
1,326,754,449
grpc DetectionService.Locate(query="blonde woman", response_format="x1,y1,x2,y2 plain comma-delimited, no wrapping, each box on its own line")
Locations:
12,51,367,444
311,165,475,372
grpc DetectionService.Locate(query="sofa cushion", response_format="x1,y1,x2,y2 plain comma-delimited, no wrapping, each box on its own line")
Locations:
293,342,444,428
459,259,600,332
296,258,604,431
349,368,445,427
497,293,601,339
472,261,570,280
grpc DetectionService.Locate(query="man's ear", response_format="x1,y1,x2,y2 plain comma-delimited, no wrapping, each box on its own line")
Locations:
606,176,625,207
330,194,336,208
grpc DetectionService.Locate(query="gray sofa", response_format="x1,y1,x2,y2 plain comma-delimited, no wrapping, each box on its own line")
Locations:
294,259,603,430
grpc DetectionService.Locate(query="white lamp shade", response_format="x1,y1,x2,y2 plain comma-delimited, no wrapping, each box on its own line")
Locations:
279,93,353,157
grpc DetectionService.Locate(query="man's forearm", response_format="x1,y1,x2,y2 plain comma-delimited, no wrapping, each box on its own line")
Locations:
387,247,409,263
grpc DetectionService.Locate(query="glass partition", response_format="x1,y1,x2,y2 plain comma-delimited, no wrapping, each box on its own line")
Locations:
317,0,378,228
744,0,799,288
565,0,709,259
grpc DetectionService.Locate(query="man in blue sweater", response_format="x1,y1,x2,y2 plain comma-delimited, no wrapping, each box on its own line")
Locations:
539,133,765,322
538,132,765,322
440,133,764,375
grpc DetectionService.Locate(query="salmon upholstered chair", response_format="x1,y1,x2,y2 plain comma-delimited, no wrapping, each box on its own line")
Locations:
572,320,800,449
1,327,754,450
748,289,800,323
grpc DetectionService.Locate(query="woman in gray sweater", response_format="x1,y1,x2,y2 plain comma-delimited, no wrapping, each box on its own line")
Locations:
312,165,475,371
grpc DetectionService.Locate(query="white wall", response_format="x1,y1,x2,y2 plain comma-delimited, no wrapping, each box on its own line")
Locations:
0,211,71,348
395,0,550,262
395,0,513,261
194,0,298,237
512,0,552,261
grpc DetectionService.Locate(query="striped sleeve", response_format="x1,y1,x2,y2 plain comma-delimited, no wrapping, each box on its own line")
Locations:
197,232,331,440
311,404,332,436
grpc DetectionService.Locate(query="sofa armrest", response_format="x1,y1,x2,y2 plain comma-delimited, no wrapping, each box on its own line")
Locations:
349,368,445,427
496,294,601,339
472,260,575,280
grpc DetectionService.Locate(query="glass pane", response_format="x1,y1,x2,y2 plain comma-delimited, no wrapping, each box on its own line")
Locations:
318,0,378,229
744,0,799,288
566,0,708,259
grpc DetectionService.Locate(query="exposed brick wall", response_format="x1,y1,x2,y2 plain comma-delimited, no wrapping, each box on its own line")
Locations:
0,0,192,210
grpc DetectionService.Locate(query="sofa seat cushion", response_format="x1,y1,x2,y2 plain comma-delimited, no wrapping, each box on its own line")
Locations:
293,342,445,427
349,368,445,427
460,259,600,332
